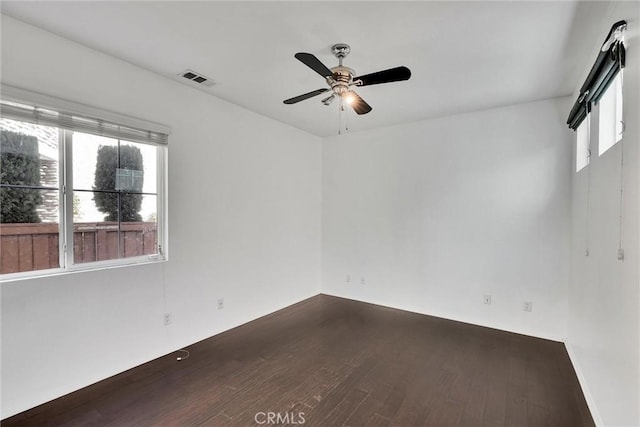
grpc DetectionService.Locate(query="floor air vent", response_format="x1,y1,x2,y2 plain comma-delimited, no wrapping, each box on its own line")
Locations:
179,69,215,87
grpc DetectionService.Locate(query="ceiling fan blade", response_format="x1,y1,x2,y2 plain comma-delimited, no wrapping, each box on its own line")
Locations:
283,88,329,104
295,53,334,78
348,91,372,115
354,66,411,87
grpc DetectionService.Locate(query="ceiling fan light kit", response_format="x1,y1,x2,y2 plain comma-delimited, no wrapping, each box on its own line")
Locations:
284,43,411,125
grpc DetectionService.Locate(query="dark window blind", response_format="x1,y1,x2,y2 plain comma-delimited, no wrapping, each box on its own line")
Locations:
567,20,626,131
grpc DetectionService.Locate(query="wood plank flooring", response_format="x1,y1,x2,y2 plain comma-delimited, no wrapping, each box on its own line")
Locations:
3,294,594,426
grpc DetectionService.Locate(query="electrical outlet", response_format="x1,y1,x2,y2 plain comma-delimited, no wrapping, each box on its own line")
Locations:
217,298,224,310
164,313,172,326
360,277,366,285
483,295,491,305
346,274,351,283
524,301,532,312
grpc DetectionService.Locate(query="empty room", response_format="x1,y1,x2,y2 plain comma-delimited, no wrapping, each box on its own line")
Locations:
0,1,638,426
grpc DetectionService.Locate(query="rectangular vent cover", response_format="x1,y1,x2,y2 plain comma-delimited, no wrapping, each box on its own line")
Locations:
179,69,215,87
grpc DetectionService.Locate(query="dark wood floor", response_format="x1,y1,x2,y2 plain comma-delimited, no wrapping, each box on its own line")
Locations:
3,294,594,426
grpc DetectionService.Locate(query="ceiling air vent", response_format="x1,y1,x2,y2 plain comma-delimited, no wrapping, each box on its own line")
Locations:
179,69,215,87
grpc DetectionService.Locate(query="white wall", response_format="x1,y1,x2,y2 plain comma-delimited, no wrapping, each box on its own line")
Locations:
0,15,322,419
322,97,572,341
566,3,640,426
3,4,638,424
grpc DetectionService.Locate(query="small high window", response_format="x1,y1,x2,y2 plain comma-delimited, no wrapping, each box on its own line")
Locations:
598,73,623,155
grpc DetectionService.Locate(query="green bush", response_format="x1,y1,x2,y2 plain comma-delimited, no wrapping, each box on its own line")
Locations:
0,130,42,223
93,144,144,222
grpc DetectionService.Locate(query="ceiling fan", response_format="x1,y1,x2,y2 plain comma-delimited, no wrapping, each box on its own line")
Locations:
283,43,411,115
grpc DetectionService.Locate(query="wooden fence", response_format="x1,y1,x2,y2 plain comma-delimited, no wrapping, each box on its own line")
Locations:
0,222,157,274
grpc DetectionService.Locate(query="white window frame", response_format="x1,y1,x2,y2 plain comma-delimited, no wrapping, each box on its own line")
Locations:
0,85,169,281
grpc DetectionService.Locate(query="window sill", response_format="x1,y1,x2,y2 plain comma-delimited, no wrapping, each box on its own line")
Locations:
0,255,167,284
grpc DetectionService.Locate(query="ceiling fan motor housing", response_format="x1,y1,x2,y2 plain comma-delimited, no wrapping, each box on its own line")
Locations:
328,66,355,96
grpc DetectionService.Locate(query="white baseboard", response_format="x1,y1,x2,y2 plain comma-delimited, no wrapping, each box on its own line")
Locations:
563,343,603,426
320,291,564,342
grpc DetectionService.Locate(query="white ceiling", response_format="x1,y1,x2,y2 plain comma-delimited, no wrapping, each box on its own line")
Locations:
1,1,610,137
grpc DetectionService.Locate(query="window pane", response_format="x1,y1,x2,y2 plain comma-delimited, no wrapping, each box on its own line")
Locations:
123,195,157,258
615,75,623,140
576,119,589,172
1,119,61,274
0,189,60,273
73,221,119,264
73,191,118,264
598,73,622,155
120,141,157,194
72,191,157,264
73,190,107,223
72,133,118,192
0,119,59,189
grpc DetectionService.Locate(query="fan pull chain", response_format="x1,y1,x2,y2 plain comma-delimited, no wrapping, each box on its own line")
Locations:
338,98,349,135
345,100,349,133
338,98,343,135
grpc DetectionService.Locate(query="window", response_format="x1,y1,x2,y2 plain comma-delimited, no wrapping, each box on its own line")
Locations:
0,86,168,278
566,20,625,152
598,72,623,155
576,119,590,172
